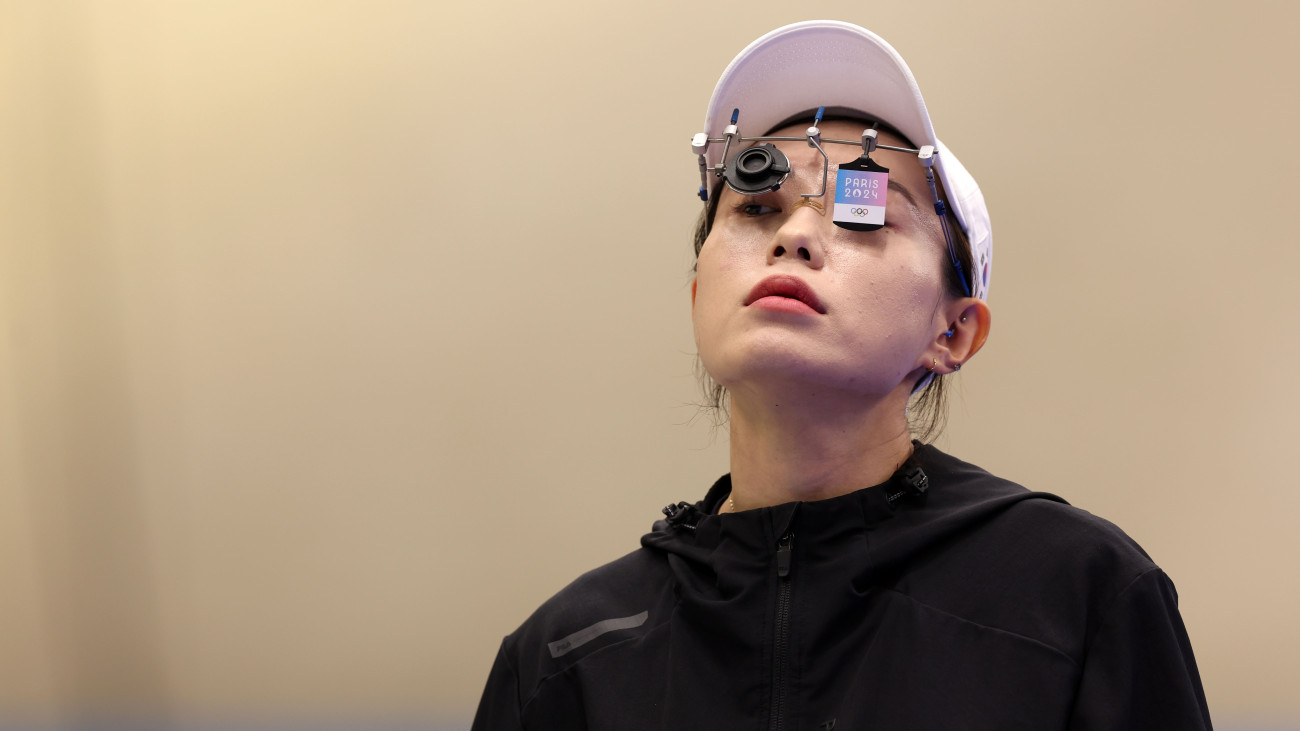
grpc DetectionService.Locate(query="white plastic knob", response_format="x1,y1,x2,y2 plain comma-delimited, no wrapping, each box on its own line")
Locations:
861,128,878,154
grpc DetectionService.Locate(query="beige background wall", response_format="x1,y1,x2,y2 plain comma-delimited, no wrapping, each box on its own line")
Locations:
2,1,1297,728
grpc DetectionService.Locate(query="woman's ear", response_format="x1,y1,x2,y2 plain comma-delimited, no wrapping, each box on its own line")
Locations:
934,299,991,372
691,279,697,311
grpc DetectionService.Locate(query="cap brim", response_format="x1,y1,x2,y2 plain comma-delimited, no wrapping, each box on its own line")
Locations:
703,21,935,169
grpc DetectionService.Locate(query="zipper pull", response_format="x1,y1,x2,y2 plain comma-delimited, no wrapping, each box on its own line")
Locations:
776,532,794,578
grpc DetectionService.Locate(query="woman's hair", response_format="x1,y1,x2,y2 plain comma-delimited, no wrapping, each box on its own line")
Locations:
689,121,975,442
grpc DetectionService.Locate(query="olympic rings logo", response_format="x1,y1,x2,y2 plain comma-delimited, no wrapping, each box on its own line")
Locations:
850,208,869,217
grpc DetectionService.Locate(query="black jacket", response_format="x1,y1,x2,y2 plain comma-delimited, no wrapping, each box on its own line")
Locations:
473,444,1211,729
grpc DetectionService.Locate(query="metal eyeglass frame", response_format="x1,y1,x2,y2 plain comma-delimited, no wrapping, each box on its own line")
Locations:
691,106,971,298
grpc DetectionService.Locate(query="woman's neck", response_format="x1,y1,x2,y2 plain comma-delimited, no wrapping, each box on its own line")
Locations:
721,387,915,513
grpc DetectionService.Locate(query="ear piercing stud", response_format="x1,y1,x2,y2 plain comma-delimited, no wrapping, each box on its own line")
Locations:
928,359,962,373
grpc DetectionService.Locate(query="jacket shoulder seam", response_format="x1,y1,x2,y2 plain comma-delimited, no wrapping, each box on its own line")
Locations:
883,587,1082,670
1077,566,1167,656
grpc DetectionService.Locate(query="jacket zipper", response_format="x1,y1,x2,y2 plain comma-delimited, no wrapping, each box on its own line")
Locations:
770,531,794,731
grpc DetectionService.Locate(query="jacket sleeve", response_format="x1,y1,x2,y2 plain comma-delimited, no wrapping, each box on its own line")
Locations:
471,640,525,731
1067,569,1212,730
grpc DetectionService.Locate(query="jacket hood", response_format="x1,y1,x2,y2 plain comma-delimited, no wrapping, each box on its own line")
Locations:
641,443,1065,602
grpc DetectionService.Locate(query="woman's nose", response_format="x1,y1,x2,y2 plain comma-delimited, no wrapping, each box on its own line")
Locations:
767,204,826,268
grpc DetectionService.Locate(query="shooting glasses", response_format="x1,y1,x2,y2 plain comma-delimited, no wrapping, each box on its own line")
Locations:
692,106,971,298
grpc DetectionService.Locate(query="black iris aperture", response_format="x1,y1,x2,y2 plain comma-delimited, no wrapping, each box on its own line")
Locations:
723,142,791,195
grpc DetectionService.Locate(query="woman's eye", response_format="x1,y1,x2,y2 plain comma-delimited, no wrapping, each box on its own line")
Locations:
735,202,778,217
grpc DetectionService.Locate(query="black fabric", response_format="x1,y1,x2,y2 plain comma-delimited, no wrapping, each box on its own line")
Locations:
472,444,1211,730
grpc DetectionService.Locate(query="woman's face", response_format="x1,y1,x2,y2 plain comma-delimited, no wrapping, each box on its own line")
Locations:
692,119,957,402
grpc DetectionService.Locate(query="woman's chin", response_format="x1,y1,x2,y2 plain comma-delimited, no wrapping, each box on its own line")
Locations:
704,352,902,402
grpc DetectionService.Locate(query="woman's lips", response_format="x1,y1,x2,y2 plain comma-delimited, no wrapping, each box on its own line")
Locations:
744,274,826,314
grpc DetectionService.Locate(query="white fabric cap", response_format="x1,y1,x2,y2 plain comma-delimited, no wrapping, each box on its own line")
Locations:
700,20,992,299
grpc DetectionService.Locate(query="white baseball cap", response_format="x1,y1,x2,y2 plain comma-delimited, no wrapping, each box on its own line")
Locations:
698,20,992,299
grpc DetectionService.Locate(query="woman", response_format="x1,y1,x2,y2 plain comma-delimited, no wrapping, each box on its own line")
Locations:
473,20,1210,729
